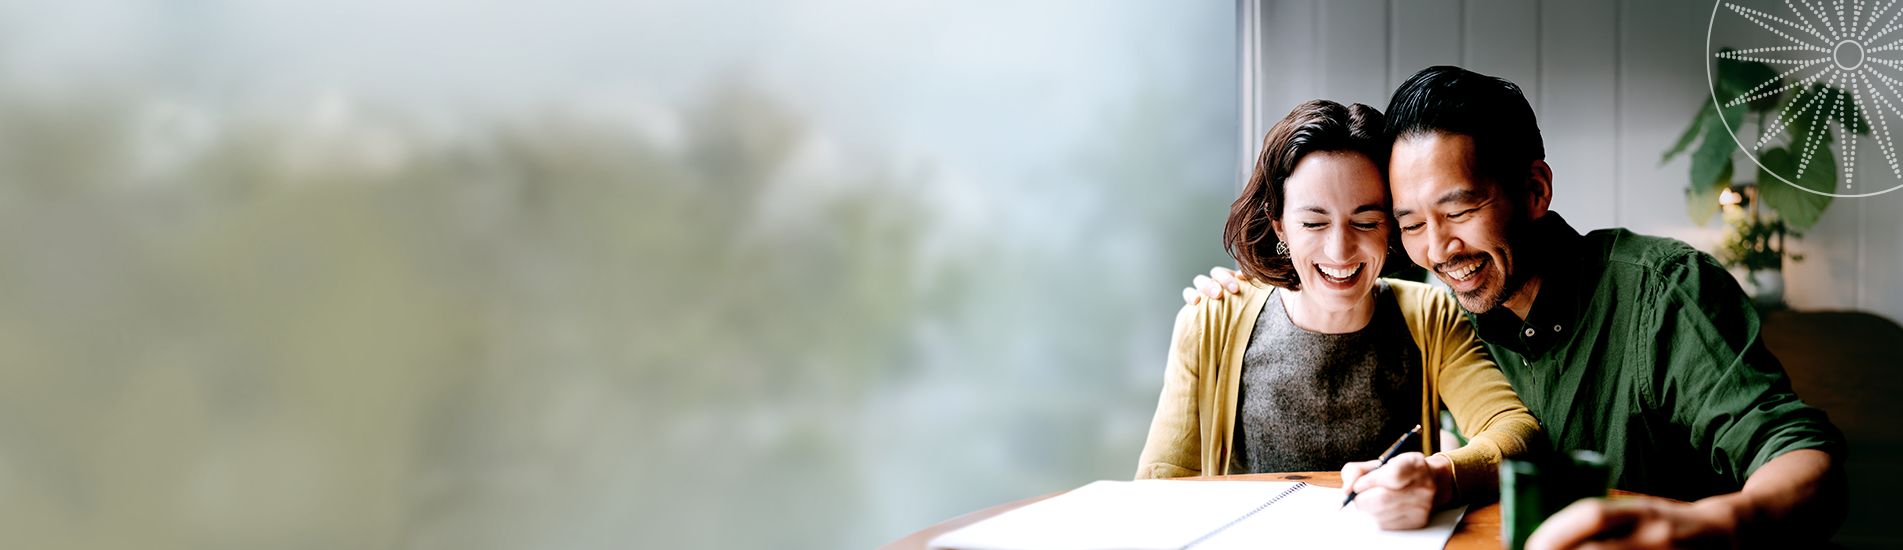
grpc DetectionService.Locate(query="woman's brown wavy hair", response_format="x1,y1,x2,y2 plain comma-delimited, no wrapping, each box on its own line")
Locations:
1225,100,1397,291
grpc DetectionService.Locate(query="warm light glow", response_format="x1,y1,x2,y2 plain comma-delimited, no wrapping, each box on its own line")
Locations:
1720,188,1742,205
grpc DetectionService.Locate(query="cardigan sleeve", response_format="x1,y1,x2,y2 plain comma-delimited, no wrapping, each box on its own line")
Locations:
1134,301,1209,479
1398,282,1543,501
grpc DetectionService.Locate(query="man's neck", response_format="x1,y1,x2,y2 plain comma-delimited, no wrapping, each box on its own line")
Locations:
1498,211,1557,320
1501,273,1543,320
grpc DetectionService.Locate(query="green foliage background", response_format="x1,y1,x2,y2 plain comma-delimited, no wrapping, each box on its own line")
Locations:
1665,48,1860,232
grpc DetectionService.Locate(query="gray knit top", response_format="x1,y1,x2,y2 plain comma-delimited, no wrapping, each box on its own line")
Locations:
1229,280,1423,474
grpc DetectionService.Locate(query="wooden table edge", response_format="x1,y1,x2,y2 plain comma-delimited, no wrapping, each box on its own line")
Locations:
875,490,1068,550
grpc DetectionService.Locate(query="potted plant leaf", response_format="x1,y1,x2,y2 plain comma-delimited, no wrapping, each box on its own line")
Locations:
1661,48,1865,308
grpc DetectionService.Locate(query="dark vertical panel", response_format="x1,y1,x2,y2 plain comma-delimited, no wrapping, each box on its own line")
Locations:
1542,0,1619,231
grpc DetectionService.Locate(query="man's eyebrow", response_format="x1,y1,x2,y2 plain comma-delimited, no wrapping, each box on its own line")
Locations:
1394,189,1484,219
1434,189,1485,206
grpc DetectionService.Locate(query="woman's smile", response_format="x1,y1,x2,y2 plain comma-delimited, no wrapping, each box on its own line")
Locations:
1316,262,1365,285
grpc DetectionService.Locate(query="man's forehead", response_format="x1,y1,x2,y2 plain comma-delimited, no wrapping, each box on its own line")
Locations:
1391,132,1476,169
1389,133,1494,214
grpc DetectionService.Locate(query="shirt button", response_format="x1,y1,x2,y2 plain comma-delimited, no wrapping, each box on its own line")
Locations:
1524,327,1536,337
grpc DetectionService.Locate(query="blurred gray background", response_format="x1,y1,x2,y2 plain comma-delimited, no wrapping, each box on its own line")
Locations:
0,1,1235,549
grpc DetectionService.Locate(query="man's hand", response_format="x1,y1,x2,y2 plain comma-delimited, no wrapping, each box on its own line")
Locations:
1339,453,1453,530
1183,266,1245,306
1524,497,1736,550
1524,448,1841,549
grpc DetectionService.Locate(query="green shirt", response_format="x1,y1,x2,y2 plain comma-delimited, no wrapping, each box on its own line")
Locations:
1467,213,1843,502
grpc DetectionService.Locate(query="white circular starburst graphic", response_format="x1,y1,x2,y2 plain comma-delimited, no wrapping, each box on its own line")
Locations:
1708,0,1903,198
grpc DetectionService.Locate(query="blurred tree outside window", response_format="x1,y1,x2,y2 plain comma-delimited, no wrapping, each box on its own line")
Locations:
0,2,1239,550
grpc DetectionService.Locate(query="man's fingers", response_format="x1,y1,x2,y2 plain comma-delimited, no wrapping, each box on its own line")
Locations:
1189,267,1244,302
1182,287,1202,306
1193,275,1223,299
1524,499,1640,550
1209,267,1242,293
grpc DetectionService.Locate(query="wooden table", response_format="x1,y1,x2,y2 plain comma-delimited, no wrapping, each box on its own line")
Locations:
879,471,1651,550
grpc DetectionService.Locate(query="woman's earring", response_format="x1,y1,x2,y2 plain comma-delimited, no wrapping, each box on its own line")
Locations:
1275,241,1289,257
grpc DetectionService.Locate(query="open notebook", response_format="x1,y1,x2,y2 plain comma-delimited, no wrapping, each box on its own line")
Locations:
928,480,1466,550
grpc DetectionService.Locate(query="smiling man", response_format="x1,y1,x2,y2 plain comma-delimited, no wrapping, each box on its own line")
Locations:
1191,66,1846,548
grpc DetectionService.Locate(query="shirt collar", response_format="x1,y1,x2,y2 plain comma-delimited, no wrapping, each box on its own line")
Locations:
1472,212,1587,359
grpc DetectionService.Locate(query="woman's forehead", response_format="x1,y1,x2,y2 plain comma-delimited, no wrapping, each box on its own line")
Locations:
1285,150,1389,211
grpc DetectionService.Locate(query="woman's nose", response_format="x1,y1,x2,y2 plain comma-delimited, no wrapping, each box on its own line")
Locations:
1324,226,1353,260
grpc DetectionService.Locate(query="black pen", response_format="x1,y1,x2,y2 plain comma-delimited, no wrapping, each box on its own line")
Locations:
1340,424,1424,510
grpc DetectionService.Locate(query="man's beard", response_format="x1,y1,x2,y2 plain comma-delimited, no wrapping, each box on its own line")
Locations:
1449,213,1538,314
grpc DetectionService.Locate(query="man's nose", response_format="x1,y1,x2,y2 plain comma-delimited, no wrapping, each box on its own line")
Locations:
1425,222,1461,265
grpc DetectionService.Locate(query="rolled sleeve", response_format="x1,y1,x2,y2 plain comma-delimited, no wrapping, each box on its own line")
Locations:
1652,252,1845,485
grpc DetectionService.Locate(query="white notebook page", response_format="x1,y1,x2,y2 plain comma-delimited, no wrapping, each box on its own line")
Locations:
1193,482,1466,550
928,480,1466,550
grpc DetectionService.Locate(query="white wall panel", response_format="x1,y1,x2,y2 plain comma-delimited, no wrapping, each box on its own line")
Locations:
1257,0,1318,142
1786,188,1864,308
1250,0,1900,322
1540,1,1620,232
1618,0,1705,241
1391,0,1464,94
1319,0,1391,109
1463,0,1540,108
1864,190,1903,318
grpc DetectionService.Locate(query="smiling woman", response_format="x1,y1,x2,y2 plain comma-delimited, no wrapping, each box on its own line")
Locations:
1275,149,1393,334
1225,101,1397,293
1136,99,1543,530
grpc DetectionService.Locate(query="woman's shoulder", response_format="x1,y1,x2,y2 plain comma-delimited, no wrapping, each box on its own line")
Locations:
1173,279,1275,337
1381,277,1434,295
1381,278,1466,321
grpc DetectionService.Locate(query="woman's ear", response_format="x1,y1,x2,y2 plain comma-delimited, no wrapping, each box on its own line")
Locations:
1270,218,1285,245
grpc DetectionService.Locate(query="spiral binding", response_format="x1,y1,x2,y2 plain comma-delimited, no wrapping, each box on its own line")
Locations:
1182,482,1310,549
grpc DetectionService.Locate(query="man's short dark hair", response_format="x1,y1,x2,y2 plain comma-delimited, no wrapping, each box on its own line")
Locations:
1384,66,1545,190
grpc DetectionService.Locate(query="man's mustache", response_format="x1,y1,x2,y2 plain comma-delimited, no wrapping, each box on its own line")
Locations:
1432,254,1489,275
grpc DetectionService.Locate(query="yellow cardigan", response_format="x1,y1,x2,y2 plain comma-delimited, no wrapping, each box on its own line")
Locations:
1134,279,1540,501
